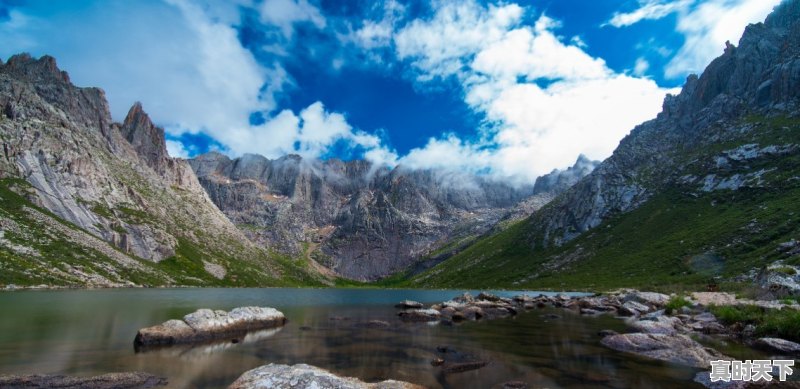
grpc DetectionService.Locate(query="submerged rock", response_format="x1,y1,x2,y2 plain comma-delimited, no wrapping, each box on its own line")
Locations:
398,308,441,322
134,307,285,348
394,300,424,309
441,361,489,374
0,372,167,389
227,363,422,389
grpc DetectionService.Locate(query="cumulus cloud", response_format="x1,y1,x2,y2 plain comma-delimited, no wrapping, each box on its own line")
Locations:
258,0,326,38
388,1,677,181
165,139,191,158
219,101,398,163
606,0,782,78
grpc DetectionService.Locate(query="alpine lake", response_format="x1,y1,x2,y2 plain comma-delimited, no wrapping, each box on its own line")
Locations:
0,288,771,388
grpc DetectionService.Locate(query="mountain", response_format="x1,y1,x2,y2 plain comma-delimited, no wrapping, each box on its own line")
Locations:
405,0,800,290
0,54,325,288
188,153,594,280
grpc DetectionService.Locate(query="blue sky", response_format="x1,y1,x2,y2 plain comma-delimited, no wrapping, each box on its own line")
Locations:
0,0,782,182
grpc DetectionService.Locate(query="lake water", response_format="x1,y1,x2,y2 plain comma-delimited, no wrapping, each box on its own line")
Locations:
0,288,762,388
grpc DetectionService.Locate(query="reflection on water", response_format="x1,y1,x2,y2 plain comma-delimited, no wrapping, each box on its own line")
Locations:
0,288,715,388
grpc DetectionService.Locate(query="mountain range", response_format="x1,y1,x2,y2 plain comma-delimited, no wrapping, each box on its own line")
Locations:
0,0,798,290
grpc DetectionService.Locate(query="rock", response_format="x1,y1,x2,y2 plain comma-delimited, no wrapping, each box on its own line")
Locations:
477,292,502,302
693,321,726,335
439,306,456,317
601,333,730,368
495,381,528,389
453,292,475,303
579,297,616,311
398,308,441,322
0,372,167,388
756,264,800,298
363,320,391,329
693,372,748,389
580,308,602,315
451,311,467,322
620,301,650,316
460,306,484,320
629,316,681,335
624,292,670,307
441,361,489,374
598,329,619,337
693,312,718,322
134,307,286,348
482,306,516,319
640,309,665,320
691,292,738,306
394,300,423,309
753,337,800,356
228,363,423,389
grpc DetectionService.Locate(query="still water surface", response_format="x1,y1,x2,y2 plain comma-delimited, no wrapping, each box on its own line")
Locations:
0,288,756,388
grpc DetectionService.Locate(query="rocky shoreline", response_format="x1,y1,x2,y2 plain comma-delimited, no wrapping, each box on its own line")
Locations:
394,290,800,388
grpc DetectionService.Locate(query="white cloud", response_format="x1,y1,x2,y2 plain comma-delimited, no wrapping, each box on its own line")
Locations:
606,0,782,79
607,0,693,27
217,102,398,166
165,139,191,158
258,0,326,38
347,0,406,53
665,0,782,77
634,57,650,76
390,1,677,181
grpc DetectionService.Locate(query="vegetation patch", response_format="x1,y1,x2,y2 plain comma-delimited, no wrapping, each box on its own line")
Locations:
710,305,800,342
665,296,692,314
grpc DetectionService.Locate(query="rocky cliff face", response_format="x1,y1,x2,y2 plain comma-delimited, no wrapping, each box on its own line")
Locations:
188,152,594,280
0,54,322,287
529,0,800,248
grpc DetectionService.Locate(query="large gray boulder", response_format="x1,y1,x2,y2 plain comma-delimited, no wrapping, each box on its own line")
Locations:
227,364,423,389
601,333,730,368
134,307,285,348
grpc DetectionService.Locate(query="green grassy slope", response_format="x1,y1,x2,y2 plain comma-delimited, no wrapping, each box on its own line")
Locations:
393,116,800,292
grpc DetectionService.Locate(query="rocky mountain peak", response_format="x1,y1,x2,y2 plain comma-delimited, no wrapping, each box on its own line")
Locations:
2,53,71,84
533,155,601,195
120,102,169,173
1,53,112,133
